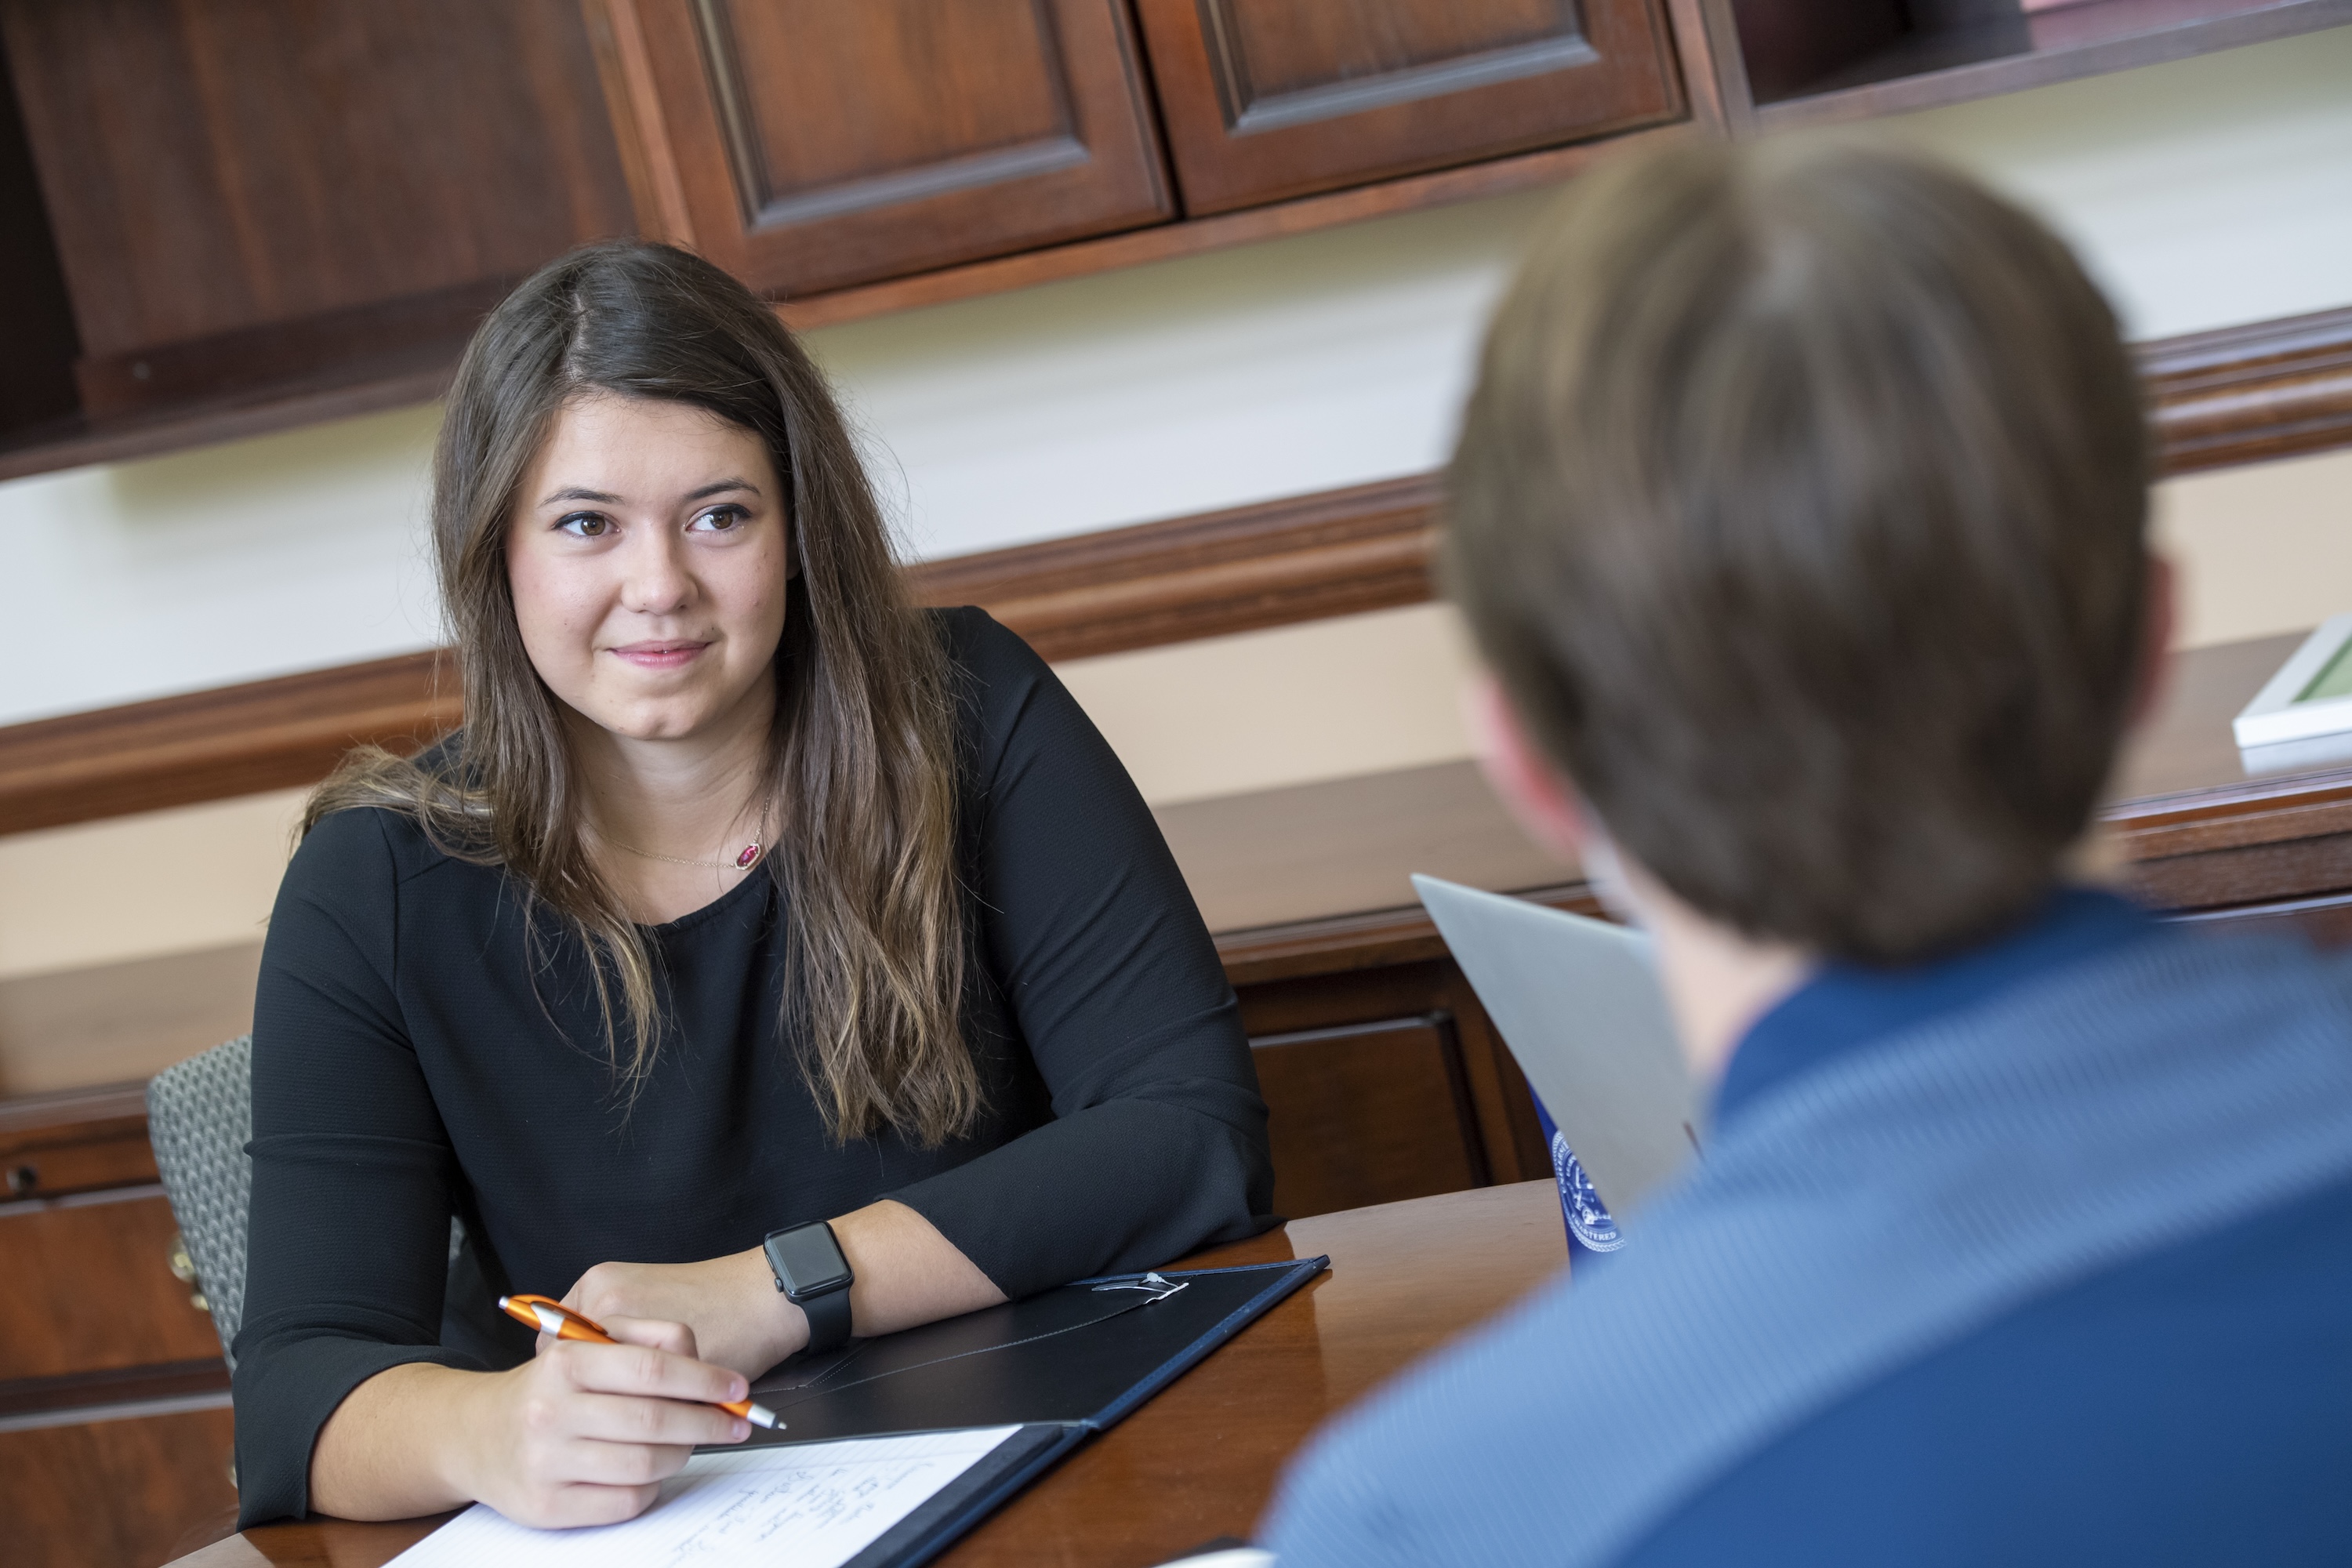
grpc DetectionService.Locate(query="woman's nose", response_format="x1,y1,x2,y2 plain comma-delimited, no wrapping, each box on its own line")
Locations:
618,530,694,614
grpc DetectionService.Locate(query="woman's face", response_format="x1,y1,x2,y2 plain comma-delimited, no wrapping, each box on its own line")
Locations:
506,393,791,745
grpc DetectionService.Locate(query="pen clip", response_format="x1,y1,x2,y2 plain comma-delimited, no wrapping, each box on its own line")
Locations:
500,1292,609,1339
1091,1270,1187,1302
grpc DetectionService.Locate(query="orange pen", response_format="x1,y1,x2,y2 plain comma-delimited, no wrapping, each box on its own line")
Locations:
499,1292,782,1429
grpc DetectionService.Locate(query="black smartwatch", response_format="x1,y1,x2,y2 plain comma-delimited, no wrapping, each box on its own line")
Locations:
764,1220,855,1356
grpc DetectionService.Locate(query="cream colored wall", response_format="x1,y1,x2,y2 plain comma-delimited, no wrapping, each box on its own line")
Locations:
1057,603,1479,808
0,789,303,983
2156,447,2352,649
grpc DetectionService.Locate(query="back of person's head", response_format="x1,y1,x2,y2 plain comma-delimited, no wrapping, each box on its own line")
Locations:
1448,138,2151,964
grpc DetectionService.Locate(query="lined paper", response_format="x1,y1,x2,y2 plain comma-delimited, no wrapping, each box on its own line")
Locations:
388,1426,1022,1568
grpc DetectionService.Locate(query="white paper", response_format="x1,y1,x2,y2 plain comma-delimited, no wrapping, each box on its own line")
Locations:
388,1426,1023,1568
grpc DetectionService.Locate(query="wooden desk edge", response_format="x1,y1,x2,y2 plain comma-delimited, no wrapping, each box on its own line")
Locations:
165,1182,1570,1568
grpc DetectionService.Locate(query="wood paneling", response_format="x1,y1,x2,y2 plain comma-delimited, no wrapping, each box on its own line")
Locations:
911,472,1445,662
1216,881,1600,988
0,650,455,835
9,301,2347,837
2140,306,2352,475
0,1404,238,1568
0,1189,223,1381
593,0,1172,297
1132,0,1682,213
1251,1014,1486,1217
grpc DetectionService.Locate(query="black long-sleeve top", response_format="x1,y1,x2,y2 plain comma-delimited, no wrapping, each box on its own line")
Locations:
233,608,1275,1525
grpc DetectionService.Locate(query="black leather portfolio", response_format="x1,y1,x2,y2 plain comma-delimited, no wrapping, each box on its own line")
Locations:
735,1255,1328,1568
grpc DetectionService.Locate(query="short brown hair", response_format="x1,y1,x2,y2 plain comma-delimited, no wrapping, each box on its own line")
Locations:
1446,139,2150,963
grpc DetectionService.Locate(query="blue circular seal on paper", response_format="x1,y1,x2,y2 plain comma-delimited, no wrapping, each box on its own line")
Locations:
1552,1131,1623,1251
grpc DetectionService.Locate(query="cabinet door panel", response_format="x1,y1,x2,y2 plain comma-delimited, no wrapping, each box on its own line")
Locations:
1134,0,1683,213
601,0,1173,297
0,1189,222,1381
0,0,634,417
1252,1014,1487,1220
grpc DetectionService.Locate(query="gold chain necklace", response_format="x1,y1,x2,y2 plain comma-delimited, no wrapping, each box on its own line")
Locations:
594,811,771,872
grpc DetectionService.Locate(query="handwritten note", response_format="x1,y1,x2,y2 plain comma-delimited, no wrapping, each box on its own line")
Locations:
388,1426,1022,1568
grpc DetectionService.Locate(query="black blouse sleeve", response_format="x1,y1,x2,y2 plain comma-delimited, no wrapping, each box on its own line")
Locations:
885,611,1276,1296
233,808,476,1526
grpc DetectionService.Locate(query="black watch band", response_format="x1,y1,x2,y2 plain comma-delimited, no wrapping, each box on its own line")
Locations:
764,1220,855,1356
796,1273,853,1356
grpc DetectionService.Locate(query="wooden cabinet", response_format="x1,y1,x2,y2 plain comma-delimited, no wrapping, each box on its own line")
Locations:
590,0,1174,297
0,1089,234,1568
8,2,2345,478
1714,0,2352,131
0,0,633,443
0,1189,222,1383
1131,0,1683,212
1252,1014,1485,1218
1240,955,1551,1219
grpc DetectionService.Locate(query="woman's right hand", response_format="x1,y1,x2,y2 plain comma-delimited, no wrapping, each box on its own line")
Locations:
452,1316,753,1528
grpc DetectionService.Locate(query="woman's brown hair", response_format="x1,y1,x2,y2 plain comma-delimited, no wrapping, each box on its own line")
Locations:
307,240,977,1144
1446,139,2151,963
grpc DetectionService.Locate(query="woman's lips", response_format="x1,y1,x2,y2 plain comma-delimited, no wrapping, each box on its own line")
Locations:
608,640,710,670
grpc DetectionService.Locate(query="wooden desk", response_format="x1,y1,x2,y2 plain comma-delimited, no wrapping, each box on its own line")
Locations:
163,1181,1567,1568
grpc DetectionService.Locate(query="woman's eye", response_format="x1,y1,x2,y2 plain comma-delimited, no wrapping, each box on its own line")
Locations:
557,512,612,538
690,504,749,533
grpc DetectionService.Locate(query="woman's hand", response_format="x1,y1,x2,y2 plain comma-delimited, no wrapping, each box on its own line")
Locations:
457,1315,752,1529
565,1248,803,1379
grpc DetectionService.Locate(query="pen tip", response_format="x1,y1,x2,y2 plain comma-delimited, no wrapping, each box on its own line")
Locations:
747,1404,781,1429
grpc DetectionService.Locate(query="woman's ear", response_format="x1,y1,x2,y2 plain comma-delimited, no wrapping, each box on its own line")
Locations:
1465,671,1590,861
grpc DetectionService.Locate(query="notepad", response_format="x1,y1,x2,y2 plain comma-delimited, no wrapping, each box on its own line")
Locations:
387,1425,1023,1568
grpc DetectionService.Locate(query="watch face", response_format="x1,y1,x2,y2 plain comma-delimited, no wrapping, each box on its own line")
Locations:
769,1223,852,1296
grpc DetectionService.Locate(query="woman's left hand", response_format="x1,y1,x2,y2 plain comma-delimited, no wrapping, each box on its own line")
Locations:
564,1247,804,1379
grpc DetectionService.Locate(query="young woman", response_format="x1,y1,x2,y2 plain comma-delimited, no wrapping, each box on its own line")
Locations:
234,241,1273,1530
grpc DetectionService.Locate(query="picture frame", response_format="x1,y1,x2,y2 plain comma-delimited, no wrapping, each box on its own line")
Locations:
2233,612,2352,757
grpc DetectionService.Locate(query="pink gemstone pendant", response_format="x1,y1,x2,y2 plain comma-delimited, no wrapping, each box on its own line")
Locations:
735,842,764,870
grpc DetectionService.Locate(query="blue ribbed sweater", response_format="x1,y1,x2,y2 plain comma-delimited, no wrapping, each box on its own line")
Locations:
1262,894,2352,1566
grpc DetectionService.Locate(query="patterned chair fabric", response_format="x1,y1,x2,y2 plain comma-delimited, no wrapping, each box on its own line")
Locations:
147,1035,464,1369
147,1035,257,1366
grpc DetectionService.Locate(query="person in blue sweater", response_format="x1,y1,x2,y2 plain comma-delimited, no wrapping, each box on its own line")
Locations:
1261,138,2352,1565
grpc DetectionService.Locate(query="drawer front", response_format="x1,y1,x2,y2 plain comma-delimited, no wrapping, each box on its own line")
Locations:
0,1188,223,1381
0,1125,160,1200
1253,1012,1488,1219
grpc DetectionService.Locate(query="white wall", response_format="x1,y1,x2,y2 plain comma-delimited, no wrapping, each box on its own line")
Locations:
2,27,2348,729
1886,25,2352,339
